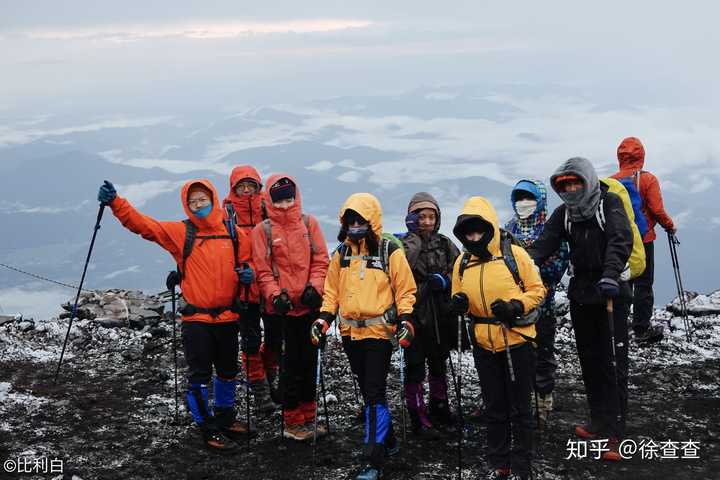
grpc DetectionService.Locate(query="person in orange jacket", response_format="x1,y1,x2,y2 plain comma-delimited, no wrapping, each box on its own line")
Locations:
310,193,417,480
223,166,276,413
611,137,676,343
251,174,330,441
97,179,256,452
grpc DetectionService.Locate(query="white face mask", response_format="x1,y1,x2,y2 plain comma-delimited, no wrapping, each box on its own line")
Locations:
515,199,537,219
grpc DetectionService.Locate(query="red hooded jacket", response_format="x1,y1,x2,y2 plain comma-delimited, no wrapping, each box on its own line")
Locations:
611,137,675,243
110,179,252,324
251,173,329,317
223,165,266,304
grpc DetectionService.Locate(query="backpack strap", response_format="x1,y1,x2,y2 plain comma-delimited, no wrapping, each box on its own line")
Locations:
499,231,524,291
303,214,317,255
262,219,280,280
458,252,472,282
180,220,197,278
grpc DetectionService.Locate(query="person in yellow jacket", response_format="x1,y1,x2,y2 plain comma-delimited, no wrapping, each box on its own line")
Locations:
310,193,417,480
449,196,545,480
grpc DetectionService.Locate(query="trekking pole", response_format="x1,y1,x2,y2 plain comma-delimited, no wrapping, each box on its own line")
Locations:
668,233,692,341
240,262,252,450
313,340,323,468
456,314,464,480
319,343,331,435
534,390,541,431
54,202,106,383
279,314,286,447
606,298,624,428
165,271,181,424
500,325,516,383
399,346,407,443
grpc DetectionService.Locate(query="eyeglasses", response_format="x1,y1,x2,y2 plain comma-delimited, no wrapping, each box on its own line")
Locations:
188,197,211,208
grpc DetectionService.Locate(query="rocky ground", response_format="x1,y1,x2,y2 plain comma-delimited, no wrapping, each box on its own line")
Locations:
1,289,719,480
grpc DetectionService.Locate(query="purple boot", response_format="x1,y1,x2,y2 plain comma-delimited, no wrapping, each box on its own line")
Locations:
428,374,454,426
405,383,441,439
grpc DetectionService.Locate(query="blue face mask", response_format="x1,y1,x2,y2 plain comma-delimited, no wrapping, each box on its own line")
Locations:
348,225,368,241
193,203,213,219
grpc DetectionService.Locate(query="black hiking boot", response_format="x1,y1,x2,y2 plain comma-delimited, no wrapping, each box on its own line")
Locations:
201,427,238,453
634,325,664,344
428,397,455,427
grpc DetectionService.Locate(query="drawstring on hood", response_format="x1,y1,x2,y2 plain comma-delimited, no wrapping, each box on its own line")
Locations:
550,157,601,222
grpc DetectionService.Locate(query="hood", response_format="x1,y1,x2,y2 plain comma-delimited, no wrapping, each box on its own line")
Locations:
263,173,303,223
226,165,263,198
407,191,441,232
510,179,547,218
181,179,224,228
339,193,383,238
550,157,601,222
452,196,501,257
617,137,645,173
223,165,264,220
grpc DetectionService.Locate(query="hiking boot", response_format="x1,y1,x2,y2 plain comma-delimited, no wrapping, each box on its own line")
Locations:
634,325,664,344
601,437,622,461
574,422,600,440
283,424,314,442
428,397,455,426
486,468,511,479
536,392,553,427
251,379,277,414
221,420,257,441
409,410,442,439
201,428,238,453
356,465,382,480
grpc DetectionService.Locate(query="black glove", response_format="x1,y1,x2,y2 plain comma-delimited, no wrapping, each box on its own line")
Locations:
491,299,524,328
450,293,470,315
272,292,293,315
396,316,415,348
300,285,323,309
98,180,117,204
428,273,449,292
597,277,620,298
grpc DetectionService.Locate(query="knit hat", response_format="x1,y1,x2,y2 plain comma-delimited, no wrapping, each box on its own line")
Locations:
269,177,296,202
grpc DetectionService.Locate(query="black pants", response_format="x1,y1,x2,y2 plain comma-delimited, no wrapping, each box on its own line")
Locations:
404,323,448,384
238,303,262,354
631,241,654,332
265,314,317,411
570,299,629,438
182,321,239,384
534,310,558,395
476,342,535,476
344,338,394,406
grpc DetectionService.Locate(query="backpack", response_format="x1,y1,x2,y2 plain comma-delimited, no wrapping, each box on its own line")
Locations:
262,215,317,280
563,178,646,280
457,229,539,327
617,172,649,237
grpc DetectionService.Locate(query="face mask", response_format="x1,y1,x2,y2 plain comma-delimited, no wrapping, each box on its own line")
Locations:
515,199,537,219
193,203,213,219
347,225,368,241
558,189,584,208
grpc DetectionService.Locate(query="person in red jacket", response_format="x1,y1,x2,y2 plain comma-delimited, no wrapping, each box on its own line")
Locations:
611,137,676,343
223,166,276,413
97,179,256,452
251,174,330,441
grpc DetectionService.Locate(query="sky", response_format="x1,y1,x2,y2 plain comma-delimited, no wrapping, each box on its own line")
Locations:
1,1,718,113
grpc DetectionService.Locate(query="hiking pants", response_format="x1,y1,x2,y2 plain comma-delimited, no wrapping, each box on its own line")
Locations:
570,299,629,438
345,338,395,468
265,314,317,424
404,322,449,385
534,310,558,395
182,320,240,384
631,241,654,333
475,342,535,477
239,303,266,382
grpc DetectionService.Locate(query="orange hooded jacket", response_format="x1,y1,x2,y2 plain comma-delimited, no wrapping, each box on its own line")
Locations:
611,137,675,243
109,179,252,324
251,173,329,317
223,165,265,304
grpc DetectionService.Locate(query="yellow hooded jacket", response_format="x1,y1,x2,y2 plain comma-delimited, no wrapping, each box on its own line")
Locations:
320,193,417,341
451,197,546,352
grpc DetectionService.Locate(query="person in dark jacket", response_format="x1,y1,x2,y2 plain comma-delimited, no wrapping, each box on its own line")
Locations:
400,192,461,437
528,157,633,461
505,180,569,426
